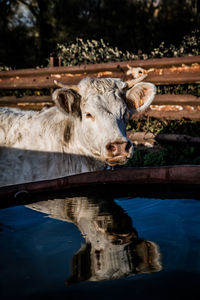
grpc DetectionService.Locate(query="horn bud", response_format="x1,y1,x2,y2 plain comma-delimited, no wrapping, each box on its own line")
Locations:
125,67,154,89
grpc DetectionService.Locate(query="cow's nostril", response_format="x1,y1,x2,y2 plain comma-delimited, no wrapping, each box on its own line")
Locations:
106,143,116,153
106,141,132,157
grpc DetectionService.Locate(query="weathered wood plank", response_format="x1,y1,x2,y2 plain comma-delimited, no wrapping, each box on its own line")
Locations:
154,94,200,106
142,109,200,120
0,94,199,106
127,131,200,145
0,95,52,103
0,56,199,78
0,68,199,89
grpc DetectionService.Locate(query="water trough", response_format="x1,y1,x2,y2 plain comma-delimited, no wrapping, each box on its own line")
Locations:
1,165,200,208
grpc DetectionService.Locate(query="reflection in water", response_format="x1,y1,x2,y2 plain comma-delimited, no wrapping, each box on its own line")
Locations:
27,195,162,285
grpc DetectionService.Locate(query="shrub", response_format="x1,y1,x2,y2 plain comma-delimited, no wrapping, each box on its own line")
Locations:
0,65,11,71
149,29,200,58
55,38,142,66
55,29,200,66
126,144,200,167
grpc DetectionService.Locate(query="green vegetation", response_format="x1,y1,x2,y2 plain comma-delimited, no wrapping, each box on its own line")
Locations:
0,1,199,69
157,84,200,97
127,118,200,136
126,145,200,167
126,118,200,167
55,29,200,67
149,29,200,58
56,38,138,66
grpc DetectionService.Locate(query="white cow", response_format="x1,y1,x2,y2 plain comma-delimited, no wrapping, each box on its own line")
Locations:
27,195,162,283
0,77,156,186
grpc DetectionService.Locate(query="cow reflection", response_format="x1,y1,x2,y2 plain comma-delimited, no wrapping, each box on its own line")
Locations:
28,195,162,284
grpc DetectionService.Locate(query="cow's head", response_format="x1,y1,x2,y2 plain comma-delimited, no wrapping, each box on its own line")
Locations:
52,78,156,166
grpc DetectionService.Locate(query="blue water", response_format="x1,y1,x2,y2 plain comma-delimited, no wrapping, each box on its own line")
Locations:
0,195,200,300
115,197,200,273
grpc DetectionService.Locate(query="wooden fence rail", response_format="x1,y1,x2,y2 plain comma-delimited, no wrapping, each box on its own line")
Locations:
0,56,200,119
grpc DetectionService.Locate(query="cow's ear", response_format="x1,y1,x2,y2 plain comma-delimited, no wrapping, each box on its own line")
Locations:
52,88,81,118
125,82,156,115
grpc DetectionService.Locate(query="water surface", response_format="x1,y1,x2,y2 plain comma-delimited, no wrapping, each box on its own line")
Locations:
0,191,200,300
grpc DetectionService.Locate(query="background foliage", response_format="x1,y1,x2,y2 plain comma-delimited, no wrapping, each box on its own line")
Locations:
56,29,200,66
0,0,199,69
126,117,200,167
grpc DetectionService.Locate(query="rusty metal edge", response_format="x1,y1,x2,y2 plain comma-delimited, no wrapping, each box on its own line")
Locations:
0,165,200,201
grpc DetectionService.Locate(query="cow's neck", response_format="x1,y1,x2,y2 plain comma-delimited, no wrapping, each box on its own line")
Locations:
64,117,105,172
36,109,105,174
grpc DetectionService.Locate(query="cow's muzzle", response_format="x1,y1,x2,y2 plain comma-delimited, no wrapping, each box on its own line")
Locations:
105,140,133,166
107,232,136,245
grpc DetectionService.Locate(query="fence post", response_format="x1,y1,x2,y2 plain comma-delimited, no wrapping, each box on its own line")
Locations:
49,56,54,97
58,56,61,67
49,56,54,68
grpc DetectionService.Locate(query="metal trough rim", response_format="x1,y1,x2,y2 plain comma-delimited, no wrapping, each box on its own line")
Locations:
0,165,200,202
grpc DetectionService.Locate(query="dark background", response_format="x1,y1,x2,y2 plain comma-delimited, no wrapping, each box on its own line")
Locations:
0,0,199,69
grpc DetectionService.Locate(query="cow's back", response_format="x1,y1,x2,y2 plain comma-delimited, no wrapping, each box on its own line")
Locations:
0,107,37,147
0,107,104,186
0,107,66,185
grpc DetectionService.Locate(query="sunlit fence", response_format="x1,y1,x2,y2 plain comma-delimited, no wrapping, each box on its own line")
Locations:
0,56,200,120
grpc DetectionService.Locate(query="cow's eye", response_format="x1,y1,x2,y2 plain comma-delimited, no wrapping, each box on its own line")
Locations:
85,112,94,120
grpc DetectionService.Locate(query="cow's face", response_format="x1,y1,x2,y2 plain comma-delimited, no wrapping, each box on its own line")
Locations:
53,78,156,166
